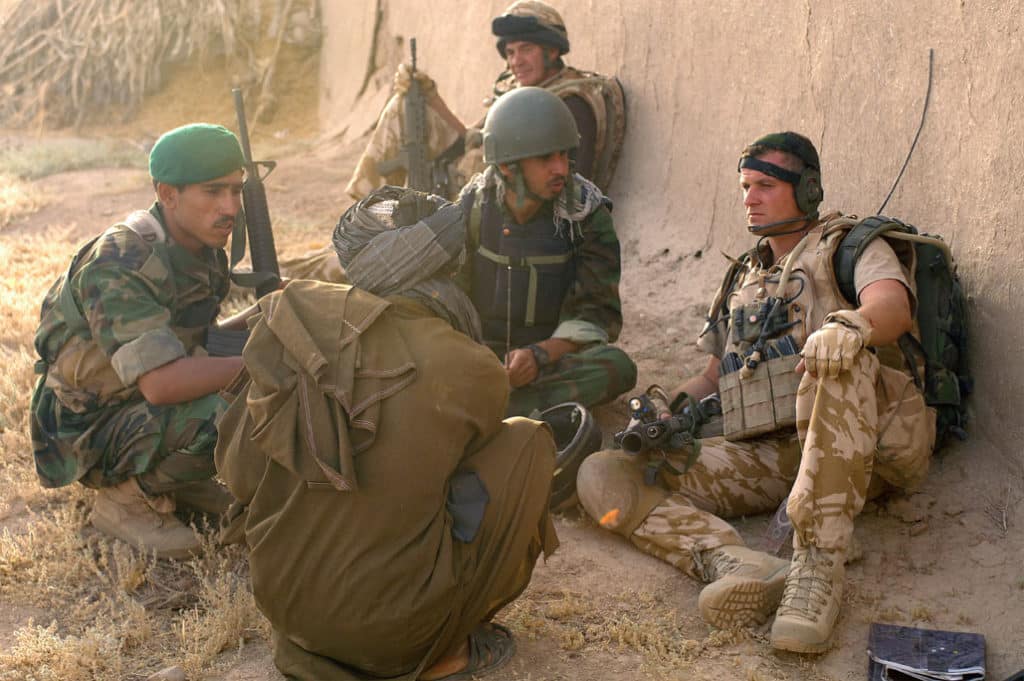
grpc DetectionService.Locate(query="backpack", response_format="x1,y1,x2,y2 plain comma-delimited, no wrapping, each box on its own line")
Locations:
833,215,971,450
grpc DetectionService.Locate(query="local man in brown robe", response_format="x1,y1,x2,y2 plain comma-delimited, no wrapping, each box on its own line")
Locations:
216,187,558,680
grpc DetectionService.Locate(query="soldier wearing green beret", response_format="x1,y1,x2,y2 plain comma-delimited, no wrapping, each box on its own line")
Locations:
29,123,254,559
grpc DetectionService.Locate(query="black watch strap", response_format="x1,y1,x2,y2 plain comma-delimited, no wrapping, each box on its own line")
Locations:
526,343,550,368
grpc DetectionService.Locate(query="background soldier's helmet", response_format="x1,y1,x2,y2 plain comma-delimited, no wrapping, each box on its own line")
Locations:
492,0,570,57
482,86,579,166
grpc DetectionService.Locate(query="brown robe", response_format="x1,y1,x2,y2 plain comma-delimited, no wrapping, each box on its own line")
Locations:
216,280,558,679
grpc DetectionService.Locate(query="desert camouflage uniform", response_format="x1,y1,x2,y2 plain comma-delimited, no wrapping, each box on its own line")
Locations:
580,215,935,578
345,64,619,200
457,177,636,417
30,204,231,493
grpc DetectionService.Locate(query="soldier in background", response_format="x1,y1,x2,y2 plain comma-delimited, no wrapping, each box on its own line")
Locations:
345,0,625,200
456,86,636,417
576,132,935,652
29,124,251,558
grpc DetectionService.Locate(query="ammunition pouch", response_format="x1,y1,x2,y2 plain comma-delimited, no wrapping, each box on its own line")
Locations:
719,353,801,441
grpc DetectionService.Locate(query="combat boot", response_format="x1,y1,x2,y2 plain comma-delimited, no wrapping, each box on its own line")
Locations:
91,477,201,560
171,478,233,516
770,545,845,653
696,545,790,628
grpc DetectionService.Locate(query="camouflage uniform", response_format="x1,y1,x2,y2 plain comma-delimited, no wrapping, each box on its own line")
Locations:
579,215,935,577
456,174,636,417
30,205,231,493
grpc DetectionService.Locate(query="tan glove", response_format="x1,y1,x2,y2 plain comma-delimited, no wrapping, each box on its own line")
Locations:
393,62,437,96
801,309,873,378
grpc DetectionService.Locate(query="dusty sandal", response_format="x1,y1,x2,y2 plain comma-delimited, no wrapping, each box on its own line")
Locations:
440,622,515,680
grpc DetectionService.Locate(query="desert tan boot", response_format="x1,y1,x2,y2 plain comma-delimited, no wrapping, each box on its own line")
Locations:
171,478,233,516
91,477,201,560
770,545,845,653
697,545,790,628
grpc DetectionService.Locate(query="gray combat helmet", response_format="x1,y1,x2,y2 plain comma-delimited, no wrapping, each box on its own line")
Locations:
483,86,579,166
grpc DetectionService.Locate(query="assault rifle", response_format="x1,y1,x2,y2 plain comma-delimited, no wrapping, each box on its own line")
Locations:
232,87,280,299
206,89,281,357
614,393,722,455
377,38,458,196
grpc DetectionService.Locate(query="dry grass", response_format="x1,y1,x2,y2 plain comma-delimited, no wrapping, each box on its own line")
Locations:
0,174,43,229
0,137,146,180
0,0,321,130
0,223,271,678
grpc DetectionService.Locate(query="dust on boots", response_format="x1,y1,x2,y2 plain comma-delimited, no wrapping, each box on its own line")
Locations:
697,544,790,629
770,545,845,653
90,477,202,560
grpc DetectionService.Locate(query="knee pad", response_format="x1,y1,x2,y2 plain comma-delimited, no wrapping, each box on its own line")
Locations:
577,450,668,538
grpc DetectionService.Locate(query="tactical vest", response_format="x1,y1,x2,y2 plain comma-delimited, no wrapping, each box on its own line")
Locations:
463,187,576,353
34,209,229,412
720,216,913,356
711,215,918,440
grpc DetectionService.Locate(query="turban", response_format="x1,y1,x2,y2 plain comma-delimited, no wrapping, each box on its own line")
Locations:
333,186,482,341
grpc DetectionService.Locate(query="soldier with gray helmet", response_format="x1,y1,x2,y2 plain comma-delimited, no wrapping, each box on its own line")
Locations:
576,131,935,653
345,0,625,201
455,86,636,417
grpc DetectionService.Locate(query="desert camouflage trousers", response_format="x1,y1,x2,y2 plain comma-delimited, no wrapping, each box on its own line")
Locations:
31,381,226,493
506,343,637,418
577,350,934,580
344,90,478,201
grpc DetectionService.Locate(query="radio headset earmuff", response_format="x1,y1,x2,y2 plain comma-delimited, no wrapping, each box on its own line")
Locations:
741,131,824,217
795,166,823,215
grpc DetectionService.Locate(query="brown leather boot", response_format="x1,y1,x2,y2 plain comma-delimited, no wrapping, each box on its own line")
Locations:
770,545,845,653
697,545,789,628
91,478,201,560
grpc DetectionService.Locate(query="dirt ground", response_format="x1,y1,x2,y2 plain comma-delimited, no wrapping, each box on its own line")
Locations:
2,64,1023,681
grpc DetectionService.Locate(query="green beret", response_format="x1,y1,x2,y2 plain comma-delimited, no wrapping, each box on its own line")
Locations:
149,123,244,186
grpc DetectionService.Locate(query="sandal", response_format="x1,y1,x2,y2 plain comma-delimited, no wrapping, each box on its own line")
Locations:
438,622,516,681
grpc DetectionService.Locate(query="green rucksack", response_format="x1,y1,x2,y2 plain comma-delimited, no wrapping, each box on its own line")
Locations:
833,215,971,450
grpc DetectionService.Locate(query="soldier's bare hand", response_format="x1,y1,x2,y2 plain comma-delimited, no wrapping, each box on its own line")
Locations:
505,348,539,388
801,309,872,378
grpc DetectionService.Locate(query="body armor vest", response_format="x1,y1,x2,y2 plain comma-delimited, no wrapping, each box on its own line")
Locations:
465,188,576,353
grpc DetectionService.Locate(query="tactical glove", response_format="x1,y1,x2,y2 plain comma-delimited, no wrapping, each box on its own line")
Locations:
393,62,438,96
801,309,873,378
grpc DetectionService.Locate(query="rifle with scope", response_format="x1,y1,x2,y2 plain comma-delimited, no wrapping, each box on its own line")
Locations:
614,392,723,455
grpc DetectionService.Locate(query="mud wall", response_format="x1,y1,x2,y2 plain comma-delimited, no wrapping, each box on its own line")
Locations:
320,0,1024,464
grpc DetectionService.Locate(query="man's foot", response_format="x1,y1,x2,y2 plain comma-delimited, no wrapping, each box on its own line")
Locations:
770,545,845,653
697,545,790,628
171,478,233,516
91,477,201,560
418,623,515,681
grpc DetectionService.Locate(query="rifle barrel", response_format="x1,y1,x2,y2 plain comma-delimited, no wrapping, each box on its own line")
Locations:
232,88,254,164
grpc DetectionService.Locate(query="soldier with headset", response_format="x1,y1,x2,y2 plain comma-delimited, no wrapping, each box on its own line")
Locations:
576,131,935,653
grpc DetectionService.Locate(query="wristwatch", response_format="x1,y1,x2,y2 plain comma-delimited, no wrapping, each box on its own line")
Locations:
526,343,550,368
